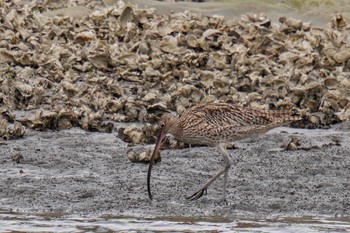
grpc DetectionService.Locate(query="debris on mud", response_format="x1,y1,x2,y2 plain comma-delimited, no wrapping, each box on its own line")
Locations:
284,137,301,151
11,153,24,164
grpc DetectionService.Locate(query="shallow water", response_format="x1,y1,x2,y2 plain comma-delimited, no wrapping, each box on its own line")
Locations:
1,211,350,233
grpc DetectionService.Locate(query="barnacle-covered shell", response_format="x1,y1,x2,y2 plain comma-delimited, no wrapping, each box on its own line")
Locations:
127,145,161,163
119,6,135,28
0,120,9,138
323,46,350,64
160,35,186,54
11,122,26,138
339,78,350,98
121,124,145,144
30,110,58,130
75,31,96,41
14,81,33,97
324,77,340,90
285,137,301,151
0,119,25,140
329,13,347,30
337,105,350,121
0,107,15,122
279,16,303,33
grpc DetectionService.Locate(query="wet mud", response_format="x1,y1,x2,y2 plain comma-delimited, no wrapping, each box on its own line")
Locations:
1,121,350,218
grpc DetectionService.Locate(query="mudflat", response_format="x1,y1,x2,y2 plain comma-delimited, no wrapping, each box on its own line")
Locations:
1,121,349,218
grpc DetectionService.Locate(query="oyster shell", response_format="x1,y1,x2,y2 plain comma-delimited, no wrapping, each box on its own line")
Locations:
285,137,301,151
0,119,25,140
127,145,161,163
120,124,145,144
323,77,340,90
119,6,135,29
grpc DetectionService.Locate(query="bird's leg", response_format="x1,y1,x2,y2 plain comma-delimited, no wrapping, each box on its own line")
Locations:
220,145,233,202
186,144,233,201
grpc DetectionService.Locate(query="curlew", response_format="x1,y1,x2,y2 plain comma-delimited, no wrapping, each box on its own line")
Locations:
147,102,300,201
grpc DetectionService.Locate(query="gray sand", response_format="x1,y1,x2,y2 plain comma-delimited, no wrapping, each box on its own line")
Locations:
1,121,350,218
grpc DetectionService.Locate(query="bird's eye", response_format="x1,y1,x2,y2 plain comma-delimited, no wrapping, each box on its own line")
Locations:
160,122,165,128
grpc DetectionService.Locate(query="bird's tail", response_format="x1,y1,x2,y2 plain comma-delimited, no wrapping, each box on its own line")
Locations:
270,109,302,124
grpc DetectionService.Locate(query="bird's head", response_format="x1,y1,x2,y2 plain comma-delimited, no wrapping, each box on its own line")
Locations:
158,113,179,136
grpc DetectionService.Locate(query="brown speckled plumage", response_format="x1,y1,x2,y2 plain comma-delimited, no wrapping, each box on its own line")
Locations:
161,103,300,146
147,103,300,201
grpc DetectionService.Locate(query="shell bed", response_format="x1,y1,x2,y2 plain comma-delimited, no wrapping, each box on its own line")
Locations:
0,1,349,144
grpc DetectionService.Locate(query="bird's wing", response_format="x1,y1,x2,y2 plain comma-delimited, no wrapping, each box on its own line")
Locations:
177,103,297,145
182,103,276,127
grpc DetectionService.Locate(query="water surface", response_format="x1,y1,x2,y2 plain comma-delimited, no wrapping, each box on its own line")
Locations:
2,211,350,232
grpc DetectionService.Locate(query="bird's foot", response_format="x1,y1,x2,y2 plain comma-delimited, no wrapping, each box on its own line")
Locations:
186,187,208,201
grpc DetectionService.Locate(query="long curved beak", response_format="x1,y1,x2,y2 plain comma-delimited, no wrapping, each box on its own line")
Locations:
147,130,166,200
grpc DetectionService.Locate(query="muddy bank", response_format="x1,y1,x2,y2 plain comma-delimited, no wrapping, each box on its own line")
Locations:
1,121,350,218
